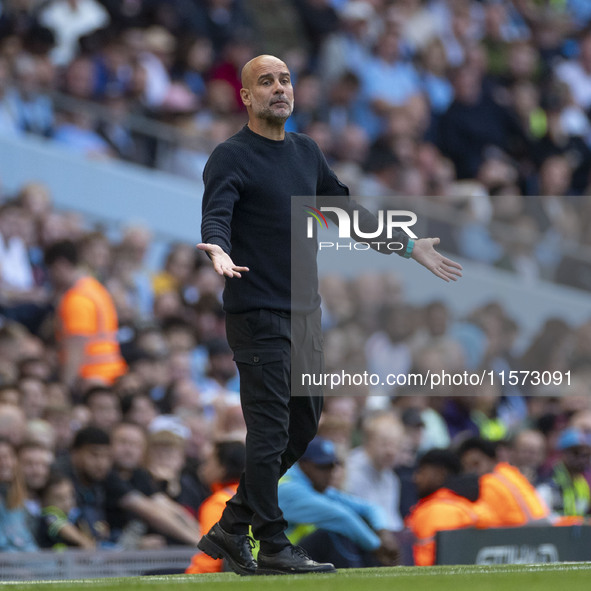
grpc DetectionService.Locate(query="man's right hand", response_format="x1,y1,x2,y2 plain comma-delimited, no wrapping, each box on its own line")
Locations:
197,243,249,278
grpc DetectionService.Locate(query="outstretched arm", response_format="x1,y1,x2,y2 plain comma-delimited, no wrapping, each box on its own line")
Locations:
56,522,96,549
411,238,463,282
120,492,201,545
197,243,249,278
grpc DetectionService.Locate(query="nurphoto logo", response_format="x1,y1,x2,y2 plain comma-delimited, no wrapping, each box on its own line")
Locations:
304,205,418,252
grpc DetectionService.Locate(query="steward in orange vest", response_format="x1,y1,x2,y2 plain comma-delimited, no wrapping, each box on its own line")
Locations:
44,240,127,388
186,483,240,573
405,449,495,566
458,437,551,527
186,441,247,574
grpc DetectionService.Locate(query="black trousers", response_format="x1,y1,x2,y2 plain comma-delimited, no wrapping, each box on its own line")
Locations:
219,308,324,550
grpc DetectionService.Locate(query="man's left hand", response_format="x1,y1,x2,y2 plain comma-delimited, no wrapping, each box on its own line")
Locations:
411,237,463,282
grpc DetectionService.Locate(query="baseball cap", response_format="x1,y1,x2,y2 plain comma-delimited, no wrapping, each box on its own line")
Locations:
300,437,338,466
557,428,591,451
148,415,190,441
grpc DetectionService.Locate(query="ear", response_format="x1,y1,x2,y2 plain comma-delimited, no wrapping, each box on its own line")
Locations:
240,87,251,107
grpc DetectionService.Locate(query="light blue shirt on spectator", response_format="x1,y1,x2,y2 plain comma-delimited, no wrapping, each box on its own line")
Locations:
5,89,54,136
52,123,111,157
278,463,388,551
359,56,421,138
422,72,454,114
362,57,421,105
0,500,38,553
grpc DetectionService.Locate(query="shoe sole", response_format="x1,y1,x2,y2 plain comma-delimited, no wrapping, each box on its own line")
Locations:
256,566,337,576
197,535,257,576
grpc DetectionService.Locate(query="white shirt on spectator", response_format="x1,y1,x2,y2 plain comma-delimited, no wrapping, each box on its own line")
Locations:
137,53,171,109
418,408,451,453
365,330,412,396
39,0,110,66
555,60,591,111
0,234,34,291
344,447,403,532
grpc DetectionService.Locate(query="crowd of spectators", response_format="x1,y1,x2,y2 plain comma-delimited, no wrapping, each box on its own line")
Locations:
1,1,591,288
1,0,591,567
0,176,589,564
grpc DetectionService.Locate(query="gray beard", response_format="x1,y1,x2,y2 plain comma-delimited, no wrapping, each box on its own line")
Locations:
258,104,292,123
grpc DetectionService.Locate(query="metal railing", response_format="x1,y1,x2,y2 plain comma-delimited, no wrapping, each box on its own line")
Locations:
0,547,196,581
49,90,232,169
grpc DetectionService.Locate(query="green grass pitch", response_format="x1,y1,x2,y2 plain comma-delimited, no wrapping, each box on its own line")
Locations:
4,563,591,591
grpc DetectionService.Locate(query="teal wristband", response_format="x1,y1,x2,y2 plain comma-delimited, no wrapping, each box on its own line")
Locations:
402,239,414,259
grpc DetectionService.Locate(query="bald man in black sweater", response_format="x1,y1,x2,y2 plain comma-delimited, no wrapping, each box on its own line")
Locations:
197,55,462,575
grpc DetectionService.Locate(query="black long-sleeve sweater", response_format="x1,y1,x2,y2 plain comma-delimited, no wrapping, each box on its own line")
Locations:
201,125,410,313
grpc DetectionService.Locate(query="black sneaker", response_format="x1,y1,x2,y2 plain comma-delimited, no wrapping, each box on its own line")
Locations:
256,545,336,575
197,523,257,576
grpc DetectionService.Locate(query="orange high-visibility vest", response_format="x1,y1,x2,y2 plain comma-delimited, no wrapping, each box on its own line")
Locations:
405,488,495,566
186,483,239,574
476,462,550,527
58,276,126,384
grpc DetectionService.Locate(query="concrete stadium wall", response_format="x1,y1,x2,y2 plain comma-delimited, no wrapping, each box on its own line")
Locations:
0,134,203,243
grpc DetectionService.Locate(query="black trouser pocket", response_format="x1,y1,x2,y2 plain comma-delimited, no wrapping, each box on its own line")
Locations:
233,348,289,403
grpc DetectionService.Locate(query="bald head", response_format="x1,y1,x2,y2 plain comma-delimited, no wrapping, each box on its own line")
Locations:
241,55,289,89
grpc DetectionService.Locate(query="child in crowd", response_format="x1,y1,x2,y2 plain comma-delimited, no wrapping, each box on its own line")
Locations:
37,472,95,550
